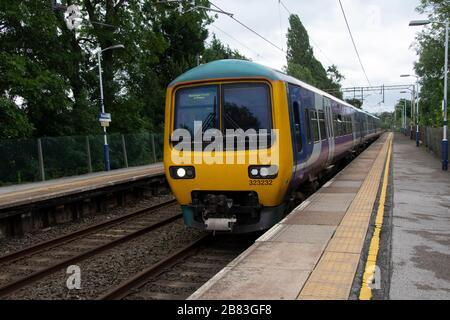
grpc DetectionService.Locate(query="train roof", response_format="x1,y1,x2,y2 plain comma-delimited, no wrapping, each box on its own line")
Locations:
169,59,379,120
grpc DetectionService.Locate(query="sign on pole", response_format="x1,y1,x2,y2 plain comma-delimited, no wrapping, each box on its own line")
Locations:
98,113,112,127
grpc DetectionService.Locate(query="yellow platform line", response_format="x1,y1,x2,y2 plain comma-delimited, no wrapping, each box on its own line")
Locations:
359,136,392,300
297,133,392,300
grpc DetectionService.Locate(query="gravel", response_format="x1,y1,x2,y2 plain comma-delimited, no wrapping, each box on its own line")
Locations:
0,194,174,256
4,215,205,299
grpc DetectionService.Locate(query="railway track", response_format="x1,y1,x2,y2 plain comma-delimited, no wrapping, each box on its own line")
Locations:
0,199,180,298
99,233,259,300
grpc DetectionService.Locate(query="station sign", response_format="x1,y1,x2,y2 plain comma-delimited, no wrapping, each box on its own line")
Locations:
99,113,112,127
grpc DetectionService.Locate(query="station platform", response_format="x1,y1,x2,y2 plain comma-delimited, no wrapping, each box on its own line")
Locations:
190,133,392,300
0,163,164,211
389,133,450,299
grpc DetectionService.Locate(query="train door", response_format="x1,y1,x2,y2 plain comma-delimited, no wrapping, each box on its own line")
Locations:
358,113,364,142
288,84,313,184
287,84,304,166
351,112,357,148
323,97,334,165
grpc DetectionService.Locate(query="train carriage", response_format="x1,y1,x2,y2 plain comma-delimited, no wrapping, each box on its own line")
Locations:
164,59,381,233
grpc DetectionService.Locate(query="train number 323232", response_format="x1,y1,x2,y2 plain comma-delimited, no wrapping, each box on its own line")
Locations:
249,180,273,186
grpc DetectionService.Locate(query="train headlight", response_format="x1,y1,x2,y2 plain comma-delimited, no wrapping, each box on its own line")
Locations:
177,168,186,178
248,166,278,179
260,167,269,177
169,166,195,179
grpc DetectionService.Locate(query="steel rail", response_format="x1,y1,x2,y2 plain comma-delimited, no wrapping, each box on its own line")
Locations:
98,234,211,300
0,202,181,297
0,199,177,265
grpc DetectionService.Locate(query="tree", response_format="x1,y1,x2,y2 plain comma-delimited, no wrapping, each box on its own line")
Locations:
0,97,34,139
393,99,413,128
202,35,248,63
345,98,363,109
413,0,450,126
0,0,87,137
284,14,343,99
0,0,214,138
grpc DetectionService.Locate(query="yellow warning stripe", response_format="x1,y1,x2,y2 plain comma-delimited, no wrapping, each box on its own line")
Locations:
359,137,393,300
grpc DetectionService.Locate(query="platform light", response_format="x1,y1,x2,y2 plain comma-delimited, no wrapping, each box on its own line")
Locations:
96,43,125,172
409,18,448,170
409,20,431,27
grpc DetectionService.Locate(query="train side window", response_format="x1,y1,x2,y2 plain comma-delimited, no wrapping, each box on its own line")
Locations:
337,114,343,136
345,116,351,134
318,110,327,140
293,101,302,152
333,113,339,137
304,109,312,143
349,117,353,134
310,109,320,142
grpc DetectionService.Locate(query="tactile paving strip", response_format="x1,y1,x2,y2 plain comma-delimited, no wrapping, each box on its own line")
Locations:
298,133,392,300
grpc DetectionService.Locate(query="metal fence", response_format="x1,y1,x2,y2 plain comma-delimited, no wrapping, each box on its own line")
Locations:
418,127,449,159
0,133,164,187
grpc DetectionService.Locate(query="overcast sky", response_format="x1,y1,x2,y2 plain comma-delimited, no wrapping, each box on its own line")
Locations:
205,0,427,114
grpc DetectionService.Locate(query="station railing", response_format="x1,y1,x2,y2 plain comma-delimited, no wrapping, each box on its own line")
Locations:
419,127,450,159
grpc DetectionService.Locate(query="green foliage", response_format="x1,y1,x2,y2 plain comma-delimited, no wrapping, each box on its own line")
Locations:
202,35,249,63
376,111,395,130
284,14,343,99
0,0,216,139
413,0,449,127
393,99,414,128
0,97,34,138
345,98,363,109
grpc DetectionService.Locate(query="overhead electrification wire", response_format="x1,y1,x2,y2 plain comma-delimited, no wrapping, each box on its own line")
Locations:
338,0,372,86
210,24,272,63
278,0,284,52
209,1,286,54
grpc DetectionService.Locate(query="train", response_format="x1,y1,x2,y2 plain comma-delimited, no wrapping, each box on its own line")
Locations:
163,59,381,233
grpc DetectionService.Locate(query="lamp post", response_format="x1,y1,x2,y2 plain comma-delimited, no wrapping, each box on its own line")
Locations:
401,75,420,146
409,19,448,169
400,89,413,136
400,83,420,147
404,99,407,135
96,44,125,171
394,105,403,131
397,98,406,134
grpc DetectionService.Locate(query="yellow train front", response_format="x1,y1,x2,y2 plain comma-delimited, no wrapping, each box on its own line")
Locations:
164,60,294,233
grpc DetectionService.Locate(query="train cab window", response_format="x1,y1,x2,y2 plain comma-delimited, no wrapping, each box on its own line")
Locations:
223,83,272,132
174,85,219,137
318,110,327,140
292,101,302,152
310,109,320,142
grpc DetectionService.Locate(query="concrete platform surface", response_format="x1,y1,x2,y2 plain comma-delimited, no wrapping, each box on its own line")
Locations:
0,163,164,210
389,134,450,300
189,133,391,300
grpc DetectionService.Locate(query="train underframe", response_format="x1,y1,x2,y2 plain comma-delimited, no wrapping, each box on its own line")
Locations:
182,191,287,234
